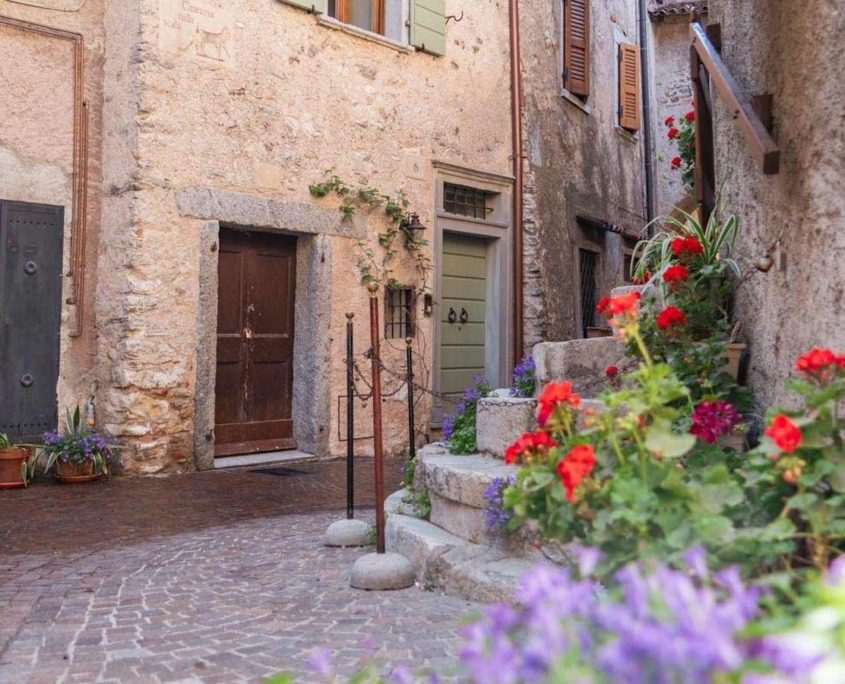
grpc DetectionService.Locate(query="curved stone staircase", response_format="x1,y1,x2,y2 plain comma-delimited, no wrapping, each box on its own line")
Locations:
386,299,639,602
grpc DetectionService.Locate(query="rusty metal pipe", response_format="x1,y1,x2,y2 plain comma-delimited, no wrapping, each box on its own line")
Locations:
346,312,355,520
367,283,386,554
508,0,524,366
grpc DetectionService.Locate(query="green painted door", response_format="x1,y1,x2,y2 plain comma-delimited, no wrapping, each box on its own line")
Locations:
440,233,488,418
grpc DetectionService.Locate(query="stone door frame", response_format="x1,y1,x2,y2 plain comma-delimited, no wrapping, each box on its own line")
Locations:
179,188,367,470
431,162,514,424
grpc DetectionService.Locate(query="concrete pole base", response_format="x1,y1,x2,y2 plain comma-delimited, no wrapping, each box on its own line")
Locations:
324,518,372,548
350,552,416,591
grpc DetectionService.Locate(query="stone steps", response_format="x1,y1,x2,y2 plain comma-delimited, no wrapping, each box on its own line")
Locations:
386,512,538,603
533,336,629,397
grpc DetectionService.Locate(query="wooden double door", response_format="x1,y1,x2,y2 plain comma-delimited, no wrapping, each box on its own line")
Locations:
214,229,297,457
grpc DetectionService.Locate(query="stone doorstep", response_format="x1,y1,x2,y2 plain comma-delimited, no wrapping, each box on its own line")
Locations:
386,513,538,604
533,336,630,397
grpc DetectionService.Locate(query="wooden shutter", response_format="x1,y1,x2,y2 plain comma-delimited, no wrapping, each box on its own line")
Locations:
563,0,590,96
277,0,327,14
411,0,446,56
618,42,641,131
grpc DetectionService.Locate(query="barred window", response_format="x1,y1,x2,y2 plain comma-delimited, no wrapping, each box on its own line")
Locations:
579,248,599,336
385,287,415,339
443,183,494,220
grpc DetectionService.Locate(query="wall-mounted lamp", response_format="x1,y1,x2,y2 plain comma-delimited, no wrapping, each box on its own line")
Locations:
406,213,426,236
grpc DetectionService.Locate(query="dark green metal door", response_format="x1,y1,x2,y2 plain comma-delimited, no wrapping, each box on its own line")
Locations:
0,201,63,442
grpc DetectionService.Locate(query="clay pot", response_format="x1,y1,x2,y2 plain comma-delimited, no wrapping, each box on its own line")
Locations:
56,459,100,484
0,447,32,490
723,343,748,381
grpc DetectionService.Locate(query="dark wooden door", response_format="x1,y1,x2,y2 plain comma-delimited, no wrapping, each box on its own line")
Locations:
0,201,63,443
214,229,297,457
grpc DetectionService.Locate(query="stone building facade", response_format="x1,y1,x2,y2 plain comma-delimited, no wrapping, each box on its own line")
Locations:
706,0,845,411
519,0,649,345
1,0,517,473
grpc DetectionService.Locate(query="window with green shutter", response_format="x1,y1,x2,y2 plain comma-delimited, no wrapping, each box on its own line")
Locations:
410,0,446,56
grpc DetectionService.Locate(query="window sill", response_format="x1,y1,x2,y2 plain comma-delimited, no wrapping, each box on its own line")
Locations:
561,89,591,115
615,126,639,144
315,15,414,53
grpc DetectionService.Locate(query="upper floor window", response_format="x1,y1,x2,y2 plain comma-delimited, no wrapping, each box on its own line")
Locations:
328,0,386,35
443,183,495,220
617,42,642,132
561,0,591,99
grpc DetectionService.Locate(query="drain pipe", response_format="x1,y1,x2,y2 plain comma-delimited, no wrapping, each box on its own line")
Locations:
638,0,657,228
509,0,524,366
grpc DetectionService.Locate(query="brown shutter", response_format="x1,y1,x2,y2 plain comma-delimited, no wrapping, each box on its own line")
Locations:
618,42,641,131
563,0,590,96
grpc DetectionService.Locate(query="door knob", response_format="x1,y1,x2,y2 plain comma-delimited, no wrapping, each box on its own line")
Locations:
447,308,457,324
460,308,469,324
20,373,33,387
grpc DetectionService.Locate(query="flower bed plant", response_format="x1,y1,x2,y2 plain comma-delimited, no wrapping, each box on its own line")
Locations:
36,407,119,480
443,377,491,455
666,110,696,192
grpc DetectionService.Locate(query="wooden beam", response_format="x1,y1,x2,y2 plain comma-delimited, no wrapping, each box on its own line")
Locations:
690,22,780,175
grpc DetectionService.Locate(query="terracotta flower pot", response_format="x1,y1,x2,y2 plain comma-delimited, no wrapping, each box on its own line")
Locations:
723,343,748,381
0,447,32,490
56,459,100,484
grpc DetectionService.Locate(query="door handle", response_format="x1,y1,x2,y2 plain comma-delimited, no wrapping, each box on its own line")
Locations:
447,308,457,324
460,308,469,324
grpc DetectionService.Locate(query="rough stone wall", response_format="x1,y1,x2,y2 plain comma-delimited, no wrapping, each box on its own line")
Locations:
520,0,648,346
93,0,514,472
648,12,696,215
708,0,845,411
0,0,104,420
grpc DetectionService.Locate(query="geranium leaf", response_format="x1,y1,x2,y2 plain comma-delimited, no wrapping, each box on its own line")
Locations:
644,420,696,459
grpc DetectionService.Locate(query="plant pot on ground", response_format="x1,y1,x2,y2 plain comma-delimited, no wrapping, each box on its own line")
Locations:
35,407,120,485
0,434,33,489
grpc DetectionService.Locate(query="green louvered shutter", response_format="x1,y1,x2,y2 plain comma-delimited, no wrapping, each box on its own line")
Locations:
410,0,446,56
277,0,327,14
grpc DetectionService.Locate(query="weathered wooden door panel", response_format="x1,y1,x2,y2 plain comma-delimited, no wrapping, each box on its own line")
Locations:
0,201,63,443
439,232,488,419
214,229,297,457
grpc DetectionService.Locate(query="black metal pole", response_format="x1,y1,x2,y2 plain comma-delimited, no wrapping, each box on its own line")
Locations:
406,337,416,461
346,312,355,520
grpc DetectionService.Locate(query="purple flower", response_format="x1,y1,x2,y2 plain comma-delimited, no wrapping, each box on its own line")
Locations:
690,401,742,444
511,356,537,398
308,649,333,680
483,477,516,531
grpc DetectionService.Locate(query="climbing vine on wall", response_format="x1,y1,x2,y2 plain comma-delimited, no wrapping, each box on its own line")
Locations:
308,171,432,293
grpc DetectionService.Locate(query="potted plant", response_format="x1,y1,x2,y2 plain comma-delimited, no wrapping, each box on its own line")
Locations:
37,408,118,484
0,434,34,489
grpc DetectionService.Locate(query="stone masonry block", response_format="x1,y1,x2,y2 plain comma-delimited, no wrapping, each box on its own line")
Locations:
477,397,538,459
533,337,629,398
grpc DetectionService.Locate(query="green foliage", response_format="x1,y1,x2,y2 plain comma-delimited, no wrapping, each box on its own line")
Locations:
445,379,491,455
309,170,431,291
401,458,432,519
0,433,13,450
665,112,696,191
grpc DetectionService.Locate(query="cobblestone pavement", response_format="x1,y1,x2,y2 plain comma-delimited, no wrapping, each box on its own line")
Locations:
0,459,479,683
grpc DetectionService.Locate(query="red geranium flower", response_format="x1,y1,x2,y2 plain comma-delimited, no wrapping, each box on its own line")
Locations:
505,430,558,465
796,348,837,375
670,157,682,170
607,291,641,318
657,306,687,330
605,366,619,379
671,236,704,257
668,127,680,140
596,296,611,316
663,265,690,285
538,382,582,425
685,110,696,122
764,415,803,454
557,445,597,503
664,115,675,127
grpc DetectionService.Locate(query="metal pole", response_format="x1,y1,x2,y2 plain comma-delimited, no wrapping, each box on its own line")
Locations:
406,337,416,461
366,283,386,554
346,312,355,520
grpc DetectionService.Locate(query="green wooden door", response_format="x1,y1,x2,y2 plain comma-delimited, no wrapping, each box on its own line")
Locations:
440,233,488,418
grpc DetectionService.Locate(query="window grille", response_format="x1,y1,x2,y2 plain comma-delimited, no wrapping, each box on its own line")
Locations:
579,248,599,336
385,287,415,339
443,183,493,220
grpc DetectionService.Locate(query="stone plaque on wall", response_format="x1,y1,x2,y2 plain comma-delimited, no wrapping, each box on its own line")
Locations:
7,0,86,10
159,0,234,65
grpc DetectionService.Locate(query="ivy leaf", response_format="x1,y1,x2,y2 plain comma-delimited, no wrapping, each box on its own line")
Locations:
644,419,696,459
